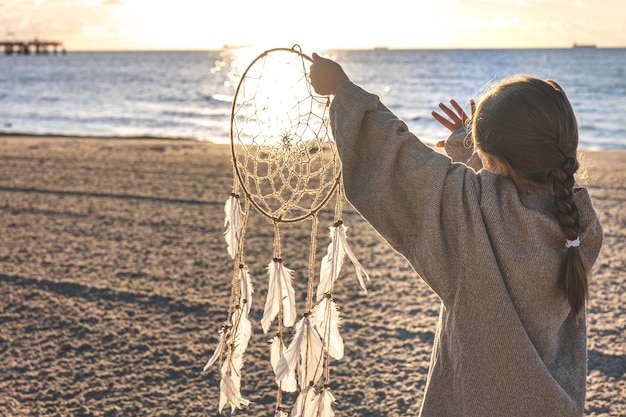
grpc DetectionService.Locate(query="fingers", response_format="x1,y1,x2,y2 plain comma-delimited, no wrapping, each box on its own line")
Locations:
469,99,476,116
432,98,476,133
450,99,468,121
431,110,457,131
432,101,463,132
439,101,462,123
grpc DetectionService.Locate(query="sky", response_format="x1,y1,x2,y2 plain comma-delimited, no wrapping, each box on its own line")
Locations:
1,0,625,51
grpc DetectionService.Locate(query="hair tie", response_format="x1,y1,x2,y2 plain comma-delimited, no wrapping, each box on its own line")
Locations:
565,237,580,248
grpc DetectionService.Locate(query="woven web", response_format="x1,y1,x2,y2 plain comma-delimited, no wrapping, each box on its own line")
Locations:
230,47,340,223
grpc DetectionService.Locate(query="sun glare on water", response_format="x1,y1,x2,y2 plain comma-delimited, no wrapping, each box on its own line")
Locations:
229,46,328,150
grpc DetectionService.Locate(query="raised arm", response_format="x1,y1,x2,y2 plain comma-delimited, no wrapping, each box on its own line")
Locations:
310,54,484,299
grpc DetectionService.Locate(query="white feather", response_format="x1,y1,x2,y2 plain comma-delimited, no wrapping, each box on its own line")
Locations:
263,261,281,334
312,297,344,360
317,225,344,301
239,266,254,316
224,195,244,259
218,349,250,413
276,316,324,387
298,317,324,388
203,329,226,371
275,318,305,382
232,311,252,354
337,224,369,294
277,316,325,389
219,318,249,413
316,388,336,417
262,259,297,334
290,385,318,417
270,336,298,392
279,262,298,328
317,223,369,301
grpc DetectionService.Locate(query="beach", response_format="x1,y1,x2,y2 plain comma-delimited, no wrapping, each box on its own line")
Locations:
0,135,624,416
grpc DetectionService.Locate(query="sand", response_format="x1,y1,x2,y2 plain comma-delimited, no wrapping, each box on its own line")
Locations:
0,136,624,417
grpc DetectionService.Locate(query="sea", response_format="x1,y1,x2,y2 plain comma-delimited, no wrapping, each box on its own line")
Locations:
1,47,625,150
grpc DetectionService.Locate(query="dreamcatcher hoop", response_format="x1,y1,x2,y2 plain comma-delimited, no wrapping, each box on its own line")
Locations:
229,45,341,223
205,45,369,417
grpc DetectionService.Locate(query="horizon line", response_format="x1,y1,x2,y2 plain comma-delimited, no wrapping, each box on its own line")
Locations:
8,45,624,53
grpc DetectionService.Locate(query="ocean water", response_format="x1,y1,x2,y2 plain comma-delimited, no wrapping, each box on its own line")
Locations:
1,47,625,150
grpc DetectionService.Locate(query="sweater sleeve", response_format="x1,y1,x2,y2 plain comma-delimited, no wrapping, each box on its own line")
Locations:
444,128,483,171
330,81,483,299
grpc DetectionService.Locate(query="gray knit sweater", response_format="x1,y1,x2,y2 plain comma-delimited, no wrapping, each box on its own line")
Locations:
330,81,603,417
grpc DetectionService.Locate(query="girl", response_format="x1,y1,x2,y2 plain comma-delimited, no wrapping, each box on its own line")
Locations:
309,53,603,417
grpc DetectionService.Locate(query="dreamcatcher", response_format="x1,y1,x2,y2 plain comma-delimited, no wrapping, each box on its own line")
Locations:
203,45,369,417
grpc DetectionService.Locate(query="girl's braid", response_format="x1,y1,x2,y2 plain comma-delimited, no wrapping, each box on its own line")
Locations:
551,157,580,240
551,156,589,321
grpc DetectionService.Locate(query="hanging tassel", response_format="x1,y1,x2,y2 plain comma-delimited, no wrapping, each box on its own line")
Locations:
204,268,253,408
275,316,324,389
270,336,298,392
204,267,251,373
290,385,318,417
339,223,369,294
262,258,297,334
311,296,344,360
315,387,336,417
233,309,252,355
224,194,244,259
317,225,343,301
216,306,252,412
203,326,227,372
296,317,324,389
218,347,250,413
239,265,254,316
317,221,369,301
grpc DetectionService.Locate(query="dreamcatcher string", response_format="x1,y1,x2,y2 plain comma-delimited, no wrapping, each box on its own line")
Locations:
204,45,369,416
306,214,318,313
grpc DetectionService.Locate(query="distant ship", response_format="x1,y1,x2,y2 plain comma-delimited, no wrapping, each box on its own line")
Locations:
573,43,597,48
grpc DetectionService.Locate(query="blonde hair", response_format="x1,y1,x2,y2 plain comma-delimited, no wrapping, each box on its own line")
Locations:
471,75,590,321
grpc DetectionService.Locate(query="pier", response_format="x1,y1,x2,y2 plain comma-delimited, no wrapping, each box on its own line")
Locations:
0,39,66,55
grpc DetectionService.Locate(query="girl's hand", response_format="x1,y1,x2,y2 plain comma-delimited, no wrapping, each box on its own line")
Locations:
309,53,349,96
432,99,475,147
